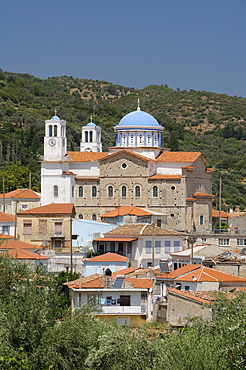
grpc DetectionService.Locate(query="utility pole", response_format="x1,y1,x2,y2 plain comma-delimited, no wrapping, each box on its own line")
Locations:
29,172,32,189
70,216,73,274
14,200,18,240
152,223,155,267
2,178,5,213
219,175,222,229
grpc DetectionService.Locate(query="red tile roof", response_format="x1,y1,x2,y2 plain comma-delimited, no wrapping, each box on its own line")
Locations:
156,264,201,279
17,203,74,215
66,151,108,162
125,277,152,289
0,189,40,199
182,166,195,170
105,223,183,236
0,234,14,239
212,209,229,218
194,193,215,198
0,240,43,250
98,149,150,163
63,273,103,287
84,252,129,263
111,267,141,278
0,212,15,222
175,266,246,283
5,249,49,260
206,168,216,172
93,237,138,242
168,288,213,304
148,175,182,180
100,206,152,218
157,152,207,164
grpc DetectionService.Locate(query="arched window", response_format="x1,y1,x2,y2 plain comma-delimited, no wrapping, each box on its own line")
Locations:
54,125,57,136
108,186,113,198
49,125,52,137
72,186,74,198
135,185,140,197
121,186,127,198
92,186,97,198
54,185,58,197
78,186,83,198
200,215,204,226
92,214,97,220
89,131,93,142
78,214,83,219
152,186,158,197
85,131,88,142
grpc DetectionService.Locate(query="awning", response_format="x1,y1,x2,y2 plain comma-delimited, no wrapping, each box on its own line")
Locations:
93,237,138,242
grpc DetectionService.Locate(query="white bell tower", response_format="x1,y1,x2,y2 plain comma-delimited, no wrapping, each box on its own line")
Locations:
80,117,102,152
44,112,67,161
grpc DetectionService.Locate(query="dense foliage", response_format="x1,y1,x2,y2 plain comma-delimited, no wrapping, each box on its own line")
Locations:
0,256,245,369
0,69,246,209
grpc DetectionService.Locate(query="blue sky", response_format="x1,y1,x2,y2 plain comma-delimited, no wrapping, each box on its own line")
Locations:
1,0,246,96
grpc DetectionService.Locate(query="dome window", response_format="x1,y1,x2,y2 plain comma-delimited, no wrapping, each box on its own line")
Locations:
121,163,127,169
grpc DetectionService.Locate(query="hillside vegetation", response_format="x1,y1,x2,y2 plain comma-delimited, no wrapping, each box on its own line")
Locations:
0,69,246,210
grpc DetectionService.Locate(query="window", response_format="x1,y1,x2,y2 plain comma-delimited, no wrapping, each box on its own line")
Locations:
21,204,28,211
237,239,246,246
185,286,190,291
85,131,88,142
201,237,207,244
72,186,74,198
135,185,140,197
120,295,131,306
2,226,9,235
165,240,171,253
92,186,97,198
108,186,113,198
87,293,97,305
157,219,161,227
121,163,127,169
39,220,47,235
200,215,204,226
54,185,58,197
92,214,97,220
121,186,127,198
110,241,115,252
146,240,151,254
155,241,161,254
49,125,52,136
152,186,158,197
78,186,83,198
78,214,83,219
89,131,93,142
55,221,62,235
219,238,230,246
174,241,180,252
23,220,32,234
54,125,57,136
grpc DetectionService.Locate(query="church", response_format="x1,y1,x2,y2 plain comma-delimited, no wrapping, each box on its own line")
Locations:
41,102,214,233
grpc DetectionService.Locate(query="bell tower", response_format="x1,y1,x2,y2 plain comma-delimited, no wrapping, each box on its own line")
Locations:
80,117,102,152
44,112,67,161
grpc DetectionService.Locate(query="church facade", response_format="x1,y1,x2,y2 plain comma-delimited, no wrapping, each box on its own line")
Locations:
41,104,214,233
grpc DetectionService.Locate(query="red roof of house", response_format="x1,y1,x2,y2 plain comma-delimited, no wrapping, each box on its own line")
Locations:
100,206,152,218
17,203,74,215
5,249,49,260
168,288,214,304
98,149,151,163
194,193,215,198
111,267,141,278
175,266,246,283
105,223,183,237
66,151,108,162
0,240,43,250
0,189,40,199
125,277,152,289
63,273,103,287
93,237,138,242
0,234,14,239
0,212,15,222
156,264,201,279
148,175,182,180
84,252,129,263
156,152,207,164
212,209,230,218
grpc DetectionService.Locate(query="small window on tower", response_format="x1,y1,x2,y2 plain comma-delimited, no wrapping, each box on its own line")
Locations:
54,185,58,197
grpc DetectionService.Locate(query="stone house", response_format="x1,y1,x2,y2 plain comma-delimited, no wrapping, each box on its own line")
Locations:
0,189,40,214
0,212,15,236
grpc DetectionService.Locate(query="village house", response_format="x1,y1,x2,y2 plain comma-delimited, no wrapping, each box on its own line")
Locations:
0,212,15,236
0,189,40,215
93,223,185,267
83,252,129,277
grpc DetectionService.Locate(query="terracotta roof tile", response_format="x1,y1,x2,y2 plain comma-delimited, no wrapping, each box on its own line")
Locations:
17,203,74,215
229,212,246,218
182,166,195,170
0,212,15,222
175,266,246,283
100,206,152,218
156,264,201,279
0,234,14,239
0,189,40,200
111,267,141,278
0,240,43,250
212,209,229,218
194,192,215,198
157,152,207,164
84,252,129,263
206,168,216,172
149,175,182,180
105,223,183,237
98,149,150,163
168,288,214,304
5,249,49,260
125,277,152,289
66,151,108,162
63,273,103,287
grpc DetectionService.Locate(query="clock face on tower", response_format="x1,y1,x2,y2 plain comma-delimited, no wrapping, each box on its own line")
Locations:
49,138,56,147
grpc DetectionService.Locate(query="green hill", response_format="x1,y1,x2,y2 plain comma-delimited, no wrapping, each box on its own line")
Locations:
0,69,246,210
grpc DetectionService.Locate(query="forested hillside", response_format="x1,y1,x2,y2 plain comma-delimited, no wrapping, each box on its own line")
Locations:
0,69,246,210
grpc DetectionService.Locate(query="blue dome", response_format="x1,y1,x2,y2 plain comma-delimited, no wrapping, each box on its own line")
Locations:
51,115,60,121
86,122,96,127
117,109,161,127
